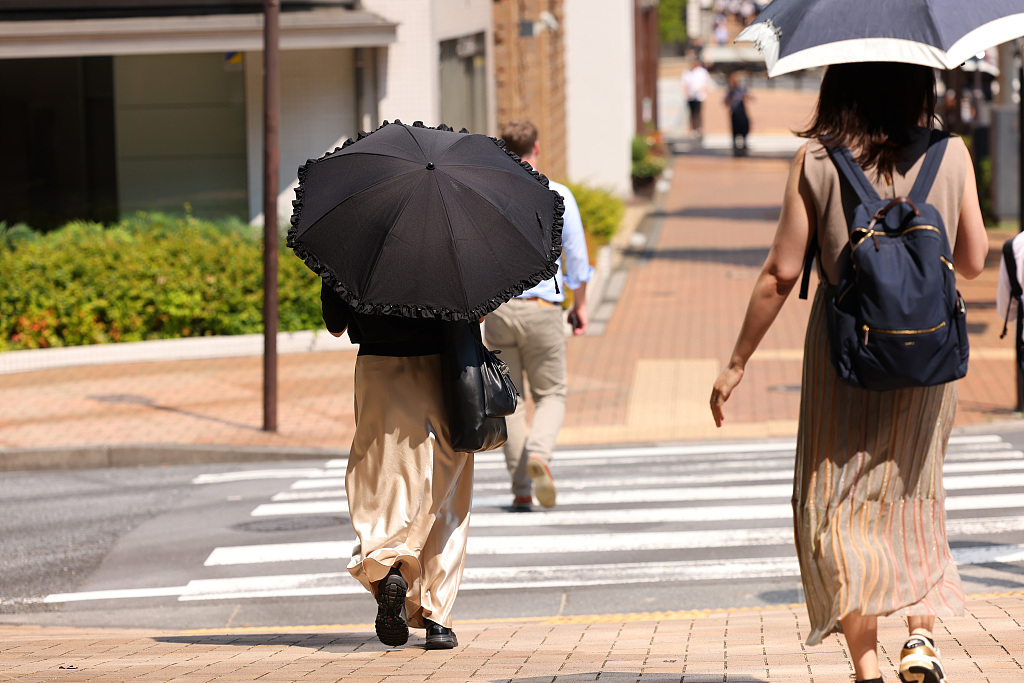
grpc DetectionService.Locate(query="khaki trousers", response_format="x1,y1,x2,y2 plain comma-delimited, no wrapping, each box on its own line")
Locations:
484,299,567,498
345,354,473,629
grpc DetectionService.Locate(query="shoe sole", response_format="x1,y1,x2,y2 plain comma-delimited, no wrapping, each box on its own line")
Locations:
526,459,556,508
424,633,458,650
899,656,945,683
375,574,409,647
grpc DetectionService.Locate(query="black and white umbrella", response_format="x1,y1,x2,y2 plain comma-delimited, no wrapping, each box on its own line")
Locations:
737,0,1024,77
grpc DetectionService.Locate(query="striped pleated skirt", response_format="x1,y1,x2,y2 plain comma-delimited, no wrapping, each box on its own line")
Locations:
794,285,965,645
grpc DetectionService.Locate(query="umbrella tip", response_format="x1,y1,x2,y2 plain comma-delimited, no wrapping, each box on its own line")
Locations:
426,162,435,170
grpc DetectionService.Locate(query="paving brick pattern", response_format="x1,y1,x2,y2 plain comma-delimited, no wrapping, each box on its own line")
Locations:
3,596,1022,681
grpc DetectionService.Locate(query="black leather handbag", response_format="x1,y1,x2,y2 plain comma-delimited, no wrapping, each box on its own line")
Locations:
440,320,519,453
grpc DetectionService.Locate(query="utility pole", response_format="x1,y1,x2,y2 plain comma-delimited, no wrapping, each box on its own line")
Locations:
263,0,280,431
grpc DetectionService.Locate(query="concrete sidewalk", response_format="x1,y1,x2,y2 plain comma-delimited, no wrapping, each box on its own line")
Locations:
3,594,1023,681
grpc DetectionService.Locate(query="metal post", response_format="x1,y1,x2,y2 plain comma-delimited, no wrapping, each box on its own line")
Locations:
263,0,280,431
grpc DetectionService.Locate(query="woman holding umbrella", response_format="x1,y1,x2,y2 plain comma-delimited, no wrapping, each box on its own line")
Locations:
710,62,986,683
290,121,564,650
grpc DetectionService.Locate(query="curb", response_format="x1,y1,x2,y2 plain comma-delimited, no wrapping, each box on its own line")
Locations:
0,443,347,473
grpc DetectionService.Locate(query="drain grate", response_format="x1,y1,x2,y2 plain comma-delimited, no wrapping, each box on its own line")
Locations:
234,516,348,532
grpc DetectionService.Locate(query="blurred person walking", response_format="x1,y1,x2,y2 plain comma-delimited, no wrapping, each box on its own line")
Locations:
486,120,593,511
724,72,752,156
681,57,711,138
710,63,986,683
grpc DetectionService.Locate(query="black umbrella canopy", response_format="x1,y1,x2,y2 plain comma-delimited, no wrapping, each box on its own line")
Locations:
738,0,1024,77
288,121,564,321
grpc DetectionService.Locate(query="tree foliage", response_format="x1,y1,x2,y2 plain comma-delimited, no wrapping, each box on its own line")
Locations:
659,0,688,45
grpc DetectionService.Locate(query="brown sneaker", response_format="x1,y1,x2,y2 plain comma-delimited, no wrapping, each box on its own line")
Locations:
526,457,556,507
898,634,946,683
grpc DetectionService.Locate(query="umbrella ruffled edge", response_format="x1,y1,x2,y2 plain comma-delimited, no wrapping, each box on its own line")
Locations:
286,119,565,321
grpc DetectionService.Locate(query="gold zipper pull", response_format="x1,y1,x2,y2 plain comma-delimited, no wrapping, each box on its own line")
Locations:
862,325,870,345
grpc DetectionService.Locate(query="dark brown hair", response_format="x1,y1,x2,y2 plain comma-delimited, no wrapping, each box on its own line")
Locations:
798,62,937,179
500,119,538,158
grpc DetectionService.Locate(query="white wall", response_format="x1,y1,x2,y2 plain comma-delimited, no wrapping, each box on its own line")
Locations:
245,48,356,225
361,0,492,130
564,0,635,196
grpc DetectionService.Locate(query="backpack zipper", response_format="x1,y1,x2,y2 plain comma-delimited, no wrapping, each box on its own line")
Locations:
862,320,946,346
850,225,941,254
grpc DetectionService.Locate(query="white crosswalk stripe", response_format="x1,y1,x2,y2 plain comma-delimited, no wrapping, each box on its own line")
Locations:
46,435,1024,604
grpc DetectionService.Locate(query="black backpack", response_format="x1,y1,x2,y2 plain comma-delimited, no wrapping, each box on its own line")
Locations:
799,132,969,391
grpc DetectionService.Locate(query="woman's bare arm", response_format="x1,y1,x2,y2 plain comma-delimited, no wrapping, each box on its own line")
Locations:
952,143,987,280
711,143,817,427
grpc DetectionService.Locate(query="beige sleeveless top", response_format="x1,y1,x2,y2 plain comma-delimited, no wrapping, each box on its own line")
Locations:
802,129,968,286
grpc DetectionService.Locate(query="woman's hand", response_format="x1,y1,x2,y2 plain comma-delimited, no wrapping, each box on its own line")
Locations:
710,364,744,428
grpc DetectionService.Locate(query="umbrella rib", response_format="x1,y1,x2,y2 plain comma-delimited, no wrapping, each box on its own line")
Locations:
429,172,472,312
357,173,433,310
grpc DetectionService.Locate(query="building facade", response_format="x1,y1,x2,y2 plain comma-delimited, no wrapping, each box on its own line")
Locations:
0,0,493,228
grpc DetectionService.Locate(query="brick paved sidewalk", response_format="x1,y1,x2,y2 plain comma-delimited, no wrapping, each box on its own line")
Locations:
3,593,1022,682
0,85,1021,465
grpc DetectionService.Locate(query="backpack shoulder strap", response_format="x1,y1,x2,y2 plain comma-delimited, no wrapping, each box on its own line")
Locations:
907,129,951,201
799,231,818,300
1002,237,1023,339
825,143,881,209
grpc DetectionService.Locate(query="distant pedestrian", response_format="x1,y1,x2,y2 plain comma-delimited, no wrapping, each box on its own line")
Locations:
487,120,593,511
724,72,752,156
681,58,711,138
321,284,466,650
714,16,730,45
710,62,986,683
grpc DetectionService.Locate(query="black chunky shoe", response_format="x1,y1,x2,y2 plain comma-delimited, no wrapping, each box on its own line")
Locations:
374,566,408,647
424,618,458,650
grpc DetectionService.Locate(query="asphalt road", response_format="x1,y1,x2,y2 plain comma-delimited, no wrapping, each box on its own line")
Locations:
2,430,1024,631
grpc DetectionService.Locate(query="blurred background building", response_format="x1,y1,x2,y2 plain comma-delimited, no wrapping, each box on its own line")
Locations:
0,0,656,231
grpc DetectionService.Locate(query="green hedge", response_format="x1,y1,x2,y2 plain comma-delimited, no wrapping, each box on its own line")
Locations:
2,191,628,351
0,213,321,352
565,182,625,251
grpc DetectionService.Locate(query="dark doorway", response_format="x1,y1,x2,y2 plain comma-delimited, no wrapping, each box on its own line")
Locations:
0,56,118,231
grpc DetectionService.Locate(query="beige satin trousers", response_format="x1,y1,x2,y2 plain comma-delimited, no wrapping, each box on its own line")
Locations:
345,354,474,629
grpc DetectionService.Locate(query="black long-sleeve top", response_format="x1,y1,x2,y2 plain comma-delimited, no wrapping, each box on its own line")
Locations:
320,281,443,357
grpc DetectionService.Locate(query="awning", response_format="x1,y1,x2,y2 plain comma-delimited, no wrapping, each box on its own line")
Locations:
0,7,396,59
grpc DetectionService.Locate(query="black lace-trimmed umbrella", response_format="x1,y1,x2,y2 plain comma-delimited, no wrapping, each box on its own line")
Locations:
738,0,1024,77
287,121,564,321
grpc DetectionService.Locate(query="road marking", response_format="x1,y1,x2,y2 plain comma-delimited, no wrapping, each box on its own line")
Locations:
204,517,1024,566
47,543,1024,603
192,469,328,485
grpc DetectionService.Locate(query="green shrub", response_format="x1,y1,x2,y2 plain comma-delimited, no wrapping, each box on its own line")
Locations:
631,135,650,163
0,221,37,250
0,213,321,351
631,154,669,179
565,182,625,250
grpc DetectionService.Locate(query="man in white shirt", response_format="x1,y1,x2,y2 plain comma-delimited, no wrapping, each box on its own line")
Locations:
487,120,593,510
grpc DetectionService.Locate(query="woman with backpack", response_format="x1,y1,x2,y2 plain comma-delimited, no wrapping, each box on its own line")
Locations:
709,62,987,683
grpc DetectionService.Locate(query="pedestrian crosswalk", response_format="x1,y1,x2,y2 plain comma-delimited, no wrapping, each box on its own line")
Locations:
44,435,1024,604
